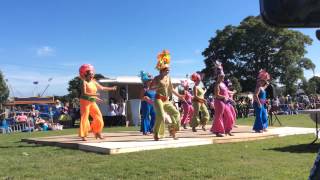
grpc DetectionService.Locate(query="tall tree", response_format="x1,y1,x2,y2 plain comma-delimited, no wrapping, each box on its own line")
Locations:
0,71,9,104
299,57,316,76
305,76,320,95
67,74,106,99
202,16,313,95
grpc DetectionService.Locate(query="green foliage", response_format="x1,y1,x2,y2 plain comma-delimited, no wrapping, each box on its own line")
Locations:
0,70,9,104
202,16,314,94
299,58,316,75
305,76,320,95
229,77,242,93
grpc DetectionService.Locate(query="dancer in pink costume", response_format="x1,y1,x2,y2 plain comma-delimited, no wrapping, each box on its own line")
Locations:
210,62,235,137
224,79,237,126
180,80,194,129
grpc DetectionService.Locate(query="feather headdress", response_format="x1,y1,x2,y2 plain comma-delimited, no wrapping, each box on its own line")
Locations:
79,64,95,79
156,50,171,70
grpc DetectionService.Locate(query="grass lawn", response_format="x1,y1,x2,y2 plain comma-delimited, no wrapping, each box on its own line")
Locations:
0,114,319,179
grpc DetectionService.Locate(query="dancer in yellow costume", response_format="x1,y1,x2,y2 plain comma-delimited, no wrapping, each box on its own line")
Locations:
78,64,117,141
190,72,210,132
151,50,185,141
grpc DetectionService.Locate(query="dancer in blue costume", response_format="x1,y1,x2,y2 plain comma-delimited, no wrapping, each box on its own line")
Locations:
253,69,270,133
139,71,156,135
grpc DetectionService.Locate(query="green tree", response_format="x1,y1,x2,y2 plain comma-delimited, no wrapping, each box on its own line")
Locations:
229,77,242,93
0,71,9,104
202,16,313,95
305,76,320,95
67,74,106,99
299,57,316,76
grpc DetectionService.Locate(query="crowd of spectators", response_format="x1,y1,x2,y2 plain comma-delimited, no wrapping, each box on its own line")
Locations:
0,100,80,133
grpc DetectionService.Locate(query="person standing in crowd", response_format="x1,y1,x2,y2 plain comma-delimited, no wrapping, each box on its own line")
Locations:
253,69,270,133
210,62,235,137
139,71,156,135
151,50,185,141
108,98,118,116
180,80,194,129
78,64,117,141
190,72,209,132
117,98,127,126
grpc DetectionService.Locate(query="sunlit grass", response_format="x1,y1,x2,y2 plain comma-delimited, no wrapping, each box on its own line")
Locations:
0,114,318,179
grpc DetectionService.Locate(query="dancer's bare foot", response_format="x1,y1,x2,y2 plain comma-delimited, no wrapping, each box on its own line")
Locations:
192,127,197,132
202,125,206,131
183,124,187,129
227,132,234,136
81,137,87,141
216,133,224,137
95,133,105,140
154,134,159,141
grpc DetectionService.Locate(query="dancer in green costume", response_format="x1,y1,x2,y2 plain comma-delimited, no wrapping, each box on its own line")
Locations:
151,50,185,141
190,72,209,132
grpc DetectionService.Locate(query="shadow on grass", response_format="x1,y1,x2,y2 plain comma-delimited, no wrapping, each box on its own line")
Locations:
265,143,320,153
0,144,42,149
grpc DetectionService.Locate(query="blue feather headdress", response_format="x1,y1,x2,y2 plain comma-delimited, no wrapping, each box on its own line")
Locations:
139,71,152,83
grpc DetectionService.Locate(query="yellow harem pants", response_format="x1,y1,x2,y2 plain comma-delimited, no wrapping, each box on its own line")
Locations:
154,99,180,138
79,99,104,137
190,102,209,128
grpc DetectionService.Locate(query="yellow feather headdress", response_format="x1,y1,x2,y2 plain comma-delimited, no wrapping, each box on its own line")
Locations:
156,50,171,70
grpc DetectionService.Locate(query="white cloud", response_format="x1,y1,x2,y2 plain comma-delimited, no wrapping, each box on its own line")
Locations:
36,46,55,57
2,64,73,96
194,49,202,55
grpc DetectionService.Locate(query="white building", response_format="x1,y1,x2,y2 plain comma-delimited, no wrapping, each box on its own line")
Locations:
97,76,193,125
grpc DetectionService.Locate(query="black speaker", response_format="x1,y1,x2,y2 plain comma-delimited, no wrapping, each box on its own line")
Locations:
316,30,320,41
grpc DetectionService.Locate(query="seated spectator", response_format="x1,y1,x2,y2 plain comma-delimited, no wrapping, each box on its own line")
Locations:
35,117,47,131
293,102,299,114
288,103,294,115
282,104,290,115
16,113,28,123
61,102,70,115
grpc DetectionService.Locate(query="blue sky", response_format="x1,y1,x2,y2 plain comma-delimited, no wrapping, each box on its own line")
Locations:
0,0,319,96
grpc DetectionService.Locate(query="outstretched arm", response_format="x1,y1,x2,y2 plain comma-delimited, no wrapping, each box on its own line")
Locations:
95,81,117,91
169,78,185,101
